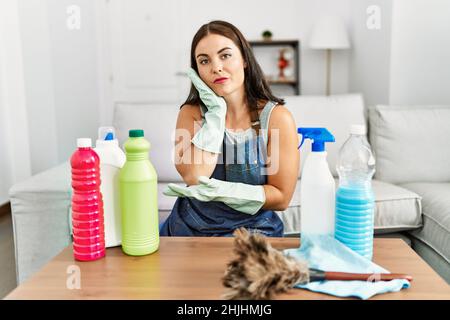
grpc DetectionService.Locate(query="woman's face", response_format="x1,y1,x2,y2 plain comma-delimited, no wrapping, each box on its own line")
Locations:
194,33,246,97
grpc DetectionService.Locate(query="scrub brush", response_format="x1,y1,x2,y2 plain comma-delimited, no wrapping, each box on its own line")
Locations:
222,228,413,300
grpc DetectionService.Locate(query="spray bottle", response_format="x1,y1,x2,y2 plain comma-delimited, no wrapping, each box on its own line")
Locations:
298,128,336,237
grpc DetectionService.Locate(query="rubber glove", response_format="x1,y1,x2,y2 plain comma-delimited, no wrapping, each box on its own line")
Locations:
163,176,266,215
187,68,227,154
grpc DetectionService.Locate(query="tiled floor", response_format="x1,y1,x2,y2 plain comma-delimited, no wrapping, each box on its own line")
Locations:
0,213,17,298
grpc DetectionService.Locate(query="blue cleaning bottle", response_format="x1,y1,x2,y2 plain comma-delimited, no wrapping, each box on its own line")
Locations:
335,125,376,260
298,128,336,238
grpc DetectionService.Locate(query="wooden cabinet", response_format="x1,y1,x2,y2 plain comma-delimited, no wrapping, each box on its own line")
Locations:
249,40,301,95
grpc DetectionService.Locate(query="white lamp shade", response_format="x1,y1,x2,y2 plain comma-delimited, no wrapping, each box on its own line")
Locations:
309,14,350,49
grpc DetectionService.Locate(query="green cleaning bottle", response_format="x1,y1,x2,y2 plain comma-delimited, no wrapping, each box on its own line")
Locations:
119,129,159,256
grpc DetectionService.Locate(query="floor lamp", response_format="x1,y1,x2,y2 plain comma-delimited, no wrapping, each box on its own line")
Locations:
309,15,350,95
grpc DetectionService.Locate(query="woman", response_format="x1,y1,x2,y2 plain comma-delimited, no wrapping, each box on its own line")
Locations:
160,20,299,237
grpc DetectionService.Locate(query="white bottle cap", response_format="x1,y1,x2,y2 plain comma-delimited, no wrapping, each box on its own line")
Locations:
350,124,366,135
77,138,92,148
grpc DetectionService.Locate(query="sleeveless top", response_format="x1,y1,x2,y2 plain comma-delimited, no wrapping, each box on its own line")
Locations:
159,100,284,237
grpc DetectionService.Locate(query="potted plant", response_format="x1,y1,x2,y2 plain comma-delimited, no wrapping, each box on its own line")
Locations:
262,30,273,41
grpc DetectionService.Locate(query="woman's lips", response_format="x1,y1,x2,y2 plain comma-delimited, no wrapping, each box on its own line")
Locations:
214,77,229,84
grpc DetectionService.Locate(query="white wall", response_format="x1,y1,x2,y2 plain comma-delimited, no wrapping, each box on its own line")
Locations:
0,0,32,204
98,0,353,126
348,0,450,107
17,0,100,174
389,0,450,105
46,0,100,163
18,0,59,174
16,0,354,175
175,0,352,97
348,0,393,107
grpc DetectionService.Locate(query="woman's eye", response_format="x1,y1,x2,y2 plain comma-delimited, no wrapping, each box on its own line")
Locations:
222,53,231,59
199,59,208,65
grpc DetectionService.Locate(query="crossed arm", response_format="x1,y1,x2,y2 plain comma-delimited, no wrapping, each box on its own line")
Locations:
173,104,300,211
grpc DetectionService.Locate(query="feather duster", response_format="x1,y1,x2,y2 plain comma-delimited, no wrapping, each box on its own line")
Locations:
222,228,308,300
222,228,412,300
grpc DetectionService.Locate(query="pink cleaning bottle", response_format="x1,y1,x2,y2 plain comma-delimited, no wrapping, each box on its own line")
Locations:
70,138,106,261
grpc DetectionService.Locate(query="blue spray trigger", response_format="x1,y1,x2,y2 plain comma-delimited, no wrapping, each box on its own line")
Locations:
104,132,114,141
297,127,335,152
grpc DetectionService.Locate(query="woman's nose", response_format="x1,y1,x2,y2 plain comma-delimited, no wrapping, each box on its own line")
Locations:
211,59,223,74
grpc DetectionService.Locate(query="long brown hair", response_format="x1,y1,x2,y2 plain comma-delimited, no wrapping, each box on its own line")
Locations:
183,20,284,123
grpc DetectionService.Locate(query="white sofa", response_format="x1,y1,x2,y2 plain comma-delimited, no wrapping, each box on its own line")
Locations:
112,94,422,236
9,94,449,285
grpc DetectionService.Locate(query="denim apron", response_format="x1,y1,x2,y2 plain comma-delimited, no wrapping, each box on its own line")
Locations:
160,101,284,237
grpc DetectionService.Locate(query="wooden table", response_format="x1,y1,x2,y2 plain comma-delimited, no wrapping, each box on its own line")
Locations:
5,237,450,300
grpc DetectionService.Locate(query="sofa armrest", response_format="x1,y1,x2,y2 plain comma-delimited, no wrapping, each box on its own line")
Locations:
9,161,72,284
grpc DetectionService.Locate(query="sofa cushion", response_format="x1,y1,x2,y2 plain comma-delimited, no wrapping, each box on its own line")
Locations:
9,162,72,284
401,182,450,265
284,94,366,177
278,179,422,235
276,181,302,235
371,180,422,233
369,105,450,184
113,103,182,182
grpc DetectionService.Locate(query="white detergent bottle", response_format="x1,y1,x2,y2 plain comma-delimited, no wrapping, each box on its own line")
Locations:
94,127,126,247
298,127,336,238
